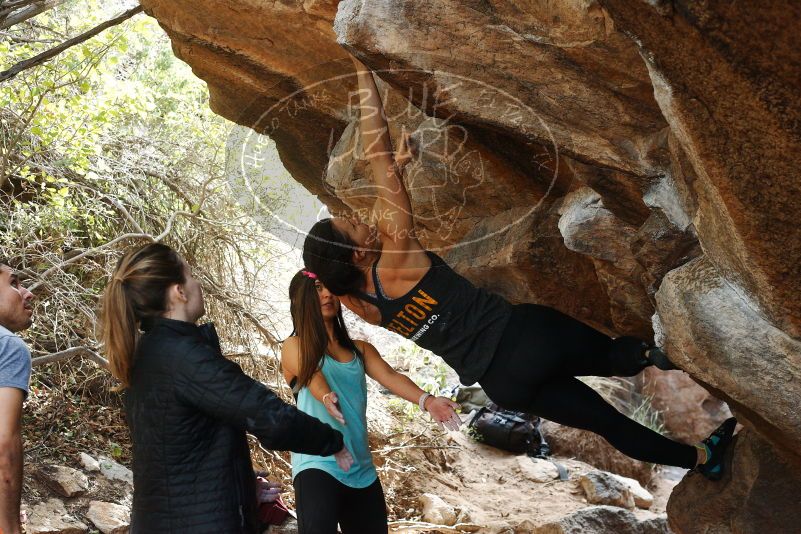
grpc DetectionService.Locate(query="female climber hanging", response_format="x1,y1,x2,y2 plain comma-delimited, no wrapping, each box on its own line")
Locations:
302,54,736,480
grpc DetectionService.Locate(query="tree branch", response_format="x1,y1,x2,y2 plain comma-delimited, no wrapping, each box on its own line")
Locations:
0,30,58,43
26,209,197,291
0,5,143,82
200,280,279,347
0,0,70,30
31,346,108,368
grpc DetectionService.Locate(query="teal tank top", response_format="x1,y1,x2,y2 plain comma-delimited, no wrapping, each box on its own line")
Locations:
291,352,377,488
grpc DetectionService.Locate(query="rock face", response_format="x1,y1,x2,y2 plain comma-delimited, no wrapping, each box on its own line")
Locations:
599,1,801,339
667,430,801,534
640,368,732,444
140,1,801,531
657,256,801,455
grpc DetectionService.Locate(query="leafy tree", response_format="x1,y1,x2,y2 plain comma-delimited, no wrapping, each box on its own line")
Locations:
0,0,293,465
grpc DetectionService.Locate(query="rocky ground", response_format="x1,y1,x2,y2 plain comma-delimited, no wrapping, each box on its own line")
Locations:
375,429,680,534
21,371,685,534
21,453,132,534
19,300,698,534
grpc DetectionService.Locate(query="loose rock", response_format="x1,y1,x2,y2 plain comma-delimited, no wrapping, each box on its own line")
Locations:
264,517,298,533
606,473,654,509
35,465,89,498
86,501,130,534
532,506,670,533
542,421,655,485
419,493,458,526
98,456,133,486
515,456,560,483
79,452,101,472
579,471,635,509
25,498,88,534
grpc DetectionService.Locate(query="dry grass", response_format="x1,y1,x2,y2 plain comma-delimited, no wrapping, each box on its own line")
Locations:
580,375,665,433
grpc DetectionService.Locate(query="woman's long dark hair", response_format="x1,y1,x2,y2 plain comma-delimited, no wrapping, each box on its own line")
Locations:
100,243,185,388
302,218,364,296
288,269,361,388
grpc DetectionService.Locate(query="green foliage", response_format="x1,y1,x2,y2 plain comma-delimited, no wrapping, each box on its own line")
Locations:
1,1,284,367
109,442,123,459
465,424,484,443
1,1,295,502
1,1,226,195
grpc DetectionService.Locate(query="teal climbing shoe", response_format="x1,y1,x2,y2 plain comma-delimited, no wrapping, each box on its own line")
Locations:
696,417,738,481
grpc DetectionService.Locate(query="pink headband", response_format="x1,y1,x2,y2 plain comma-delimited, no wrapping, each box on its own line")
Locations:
301,270,317,280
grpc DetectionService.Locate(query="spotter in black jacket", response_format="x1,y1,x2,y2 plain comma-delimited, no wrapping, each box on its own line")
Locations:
124,317,343,533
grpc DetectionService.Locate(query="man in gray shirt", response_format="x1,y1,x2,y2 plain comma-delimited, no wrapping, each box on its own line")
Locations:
0,258,34,534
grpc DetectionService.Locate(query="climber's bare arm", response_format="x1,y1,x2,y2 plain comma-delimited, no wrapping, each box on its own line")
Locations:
351,56,424,265
359,340,461,430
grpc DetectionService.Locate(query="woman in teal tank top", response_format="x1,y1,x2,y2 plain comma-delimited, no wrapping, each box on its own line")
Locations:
281,269,461,534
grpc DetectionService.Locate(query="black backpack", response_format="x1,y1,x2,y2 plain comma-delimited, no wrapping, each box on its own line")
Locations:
468,404,550,458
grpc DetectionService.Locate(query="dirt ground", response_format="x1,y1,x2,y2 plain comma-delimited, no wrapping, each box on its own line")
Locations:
362,379,680,534
383,430,679,533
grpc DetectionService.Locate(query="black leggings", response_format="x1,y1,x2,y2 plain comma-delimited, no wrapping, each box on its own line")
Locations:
294,469,388,534
479,304,697,469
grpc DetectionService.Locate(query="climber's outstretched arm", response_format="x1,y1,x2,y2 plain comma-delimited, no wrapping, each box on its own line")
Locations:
350,55,422,259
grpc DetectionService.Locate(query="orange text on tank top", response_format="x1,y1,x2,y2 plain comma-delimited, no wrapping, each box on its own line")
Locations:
384,289,440,341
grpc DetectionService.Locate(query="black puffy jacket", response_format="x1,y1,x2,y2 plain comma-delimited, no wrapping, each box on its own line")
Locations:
124,317,343,533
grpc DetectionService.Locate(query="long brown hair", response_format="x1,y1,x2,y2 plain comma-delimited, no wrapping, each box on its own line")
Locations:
288,269,360,388
100,243,185,388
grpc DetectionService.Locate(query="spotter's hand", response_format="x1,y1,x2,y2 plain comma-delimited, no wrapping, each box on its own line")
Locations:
425,396,462,431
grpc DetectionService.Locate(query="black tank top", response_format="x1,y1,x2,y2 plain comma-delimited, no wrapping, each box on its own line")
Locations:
356,251,512,385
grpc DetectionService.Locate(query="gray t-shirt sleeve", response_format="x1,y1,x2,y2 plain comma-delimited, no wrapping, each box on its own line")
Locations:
0,333,32,399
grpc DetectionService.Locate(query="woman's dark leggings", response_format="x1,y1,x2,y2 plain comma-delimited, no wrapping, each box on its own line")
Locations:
479,304,697,469
294,469,388,534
